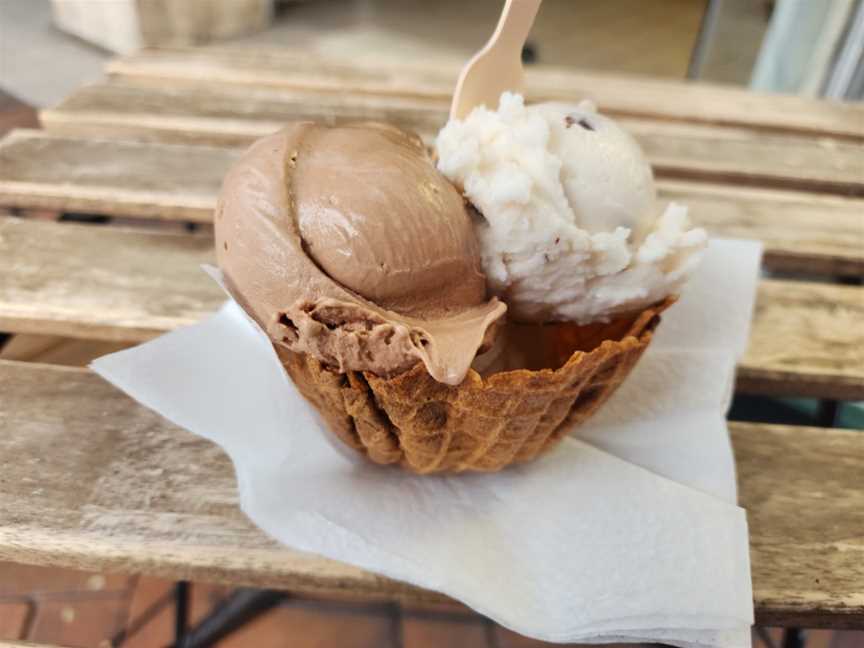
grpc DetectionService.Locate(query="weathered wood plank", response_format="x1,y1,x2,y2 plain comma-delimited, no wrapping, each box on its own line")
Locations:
2,130,862,276
40,81,864,195
0,130,236,222
41,81,446,147
740,281,864,400
105,47,864,142
1,216,862,400
734,423,864,628
0,216,219,342
656,181,864,277
0,359,861,626
633,128,863,196
0,358,452,606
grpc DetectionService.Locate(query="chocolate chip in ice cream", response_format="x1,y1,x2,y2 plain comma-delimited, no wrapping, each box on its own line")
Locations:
565,114,595,131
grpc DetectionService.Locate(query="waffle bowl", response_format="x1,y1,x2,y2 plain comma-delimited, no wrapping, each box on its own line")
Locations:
276,298,672,474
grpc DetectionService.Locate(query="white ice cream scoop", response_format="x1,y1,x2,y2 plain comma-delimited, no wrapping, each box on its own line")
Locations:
436,92,706,324
533,100,657,236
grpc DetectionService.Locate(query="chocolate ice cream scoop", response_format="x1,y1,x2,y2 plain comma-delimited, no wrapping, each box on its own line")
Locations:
216,122,506,385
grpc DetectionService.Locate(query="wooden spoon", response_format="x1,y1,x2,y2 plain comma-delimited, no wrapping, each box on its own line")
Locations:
450,0,543,120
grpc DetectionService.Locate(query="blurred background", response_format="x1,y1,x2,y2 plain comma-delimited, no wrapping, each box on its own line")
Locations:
0,1,862,647
2,0,863,108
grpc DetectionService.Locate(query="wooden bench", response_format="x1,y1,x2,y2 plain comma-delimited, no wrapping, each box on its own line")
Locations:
103,47,864,141
1,360,862,627
39,80,864,195
0,47,862,634
1,215,862,400
2,130,862,275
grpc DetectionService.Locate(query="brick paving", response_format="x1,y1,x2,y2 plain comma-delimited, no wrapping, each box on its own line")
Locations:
2,562,862,648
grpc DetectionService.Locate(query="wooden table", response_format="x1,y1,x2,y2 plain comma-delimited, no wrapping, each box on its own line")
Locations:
1,46,863,635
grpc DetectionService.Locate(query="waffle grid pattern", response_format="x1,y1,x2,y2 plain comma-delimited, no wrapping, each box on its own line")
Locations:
277,302,667,474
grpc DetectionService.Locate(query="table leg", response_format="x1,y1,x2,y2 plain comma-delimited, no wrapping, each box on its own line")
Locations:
483,617,500,647
782,628,805,648
174,580,190,645
172,588,287,648
388,601,403,648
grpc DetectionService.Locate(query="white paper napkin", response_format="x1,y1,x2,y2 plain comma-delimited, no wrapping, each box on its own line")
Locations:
92,239,762,647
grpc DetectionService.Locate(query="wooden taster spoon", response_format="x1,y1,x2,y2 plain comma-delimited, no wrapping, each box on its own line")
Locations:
449,0,543,120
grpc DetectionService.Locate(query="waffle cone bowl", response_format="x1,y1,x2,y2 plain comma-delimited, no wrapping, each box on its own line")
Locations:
277,298,672,474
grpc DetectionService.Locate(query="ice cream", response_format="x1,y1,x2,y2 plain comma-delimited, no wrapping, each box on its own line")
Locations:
436,92,707,324
215,122,506,386
214,105,698,473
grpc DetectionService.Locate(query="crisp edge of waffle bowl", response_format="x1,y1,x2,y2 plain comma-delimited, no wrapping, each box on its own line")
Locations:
277,298,672,474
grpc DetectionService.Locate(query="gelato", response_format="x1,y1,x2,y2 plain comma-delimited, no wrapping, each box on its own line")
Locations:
436,92,707,324
214,105,700,472
216,122,505,386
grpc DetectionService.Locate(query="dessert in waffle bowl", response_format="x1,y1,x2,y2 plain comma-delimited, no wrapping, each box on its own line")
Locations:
215,97,705,474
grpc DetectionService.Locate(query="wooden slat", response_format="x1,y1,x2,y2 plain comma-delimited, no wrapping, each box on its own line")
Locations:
105,47,864,142
40,81,864,195
655,181,864,277
734,423,864,628
1,216,862,400
1,359,862,626
0,217,218,342
0,130,235,223
632,127,863,196
741,281,864,400
2,130,862,276
41,81,446,147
